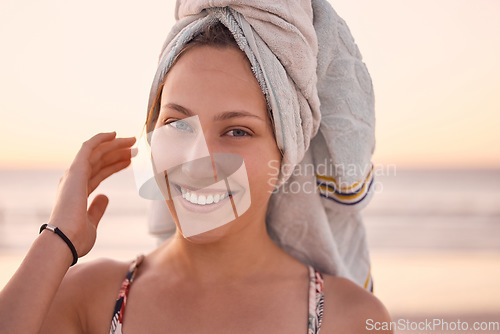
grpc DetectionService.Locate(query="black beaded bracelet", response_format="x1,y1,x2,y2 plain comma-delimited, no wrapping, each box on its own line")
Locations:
39,224,78,266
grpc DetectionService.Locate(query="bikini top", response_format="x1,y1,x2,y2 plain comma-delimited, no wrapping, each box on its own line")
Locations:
110,256,324,334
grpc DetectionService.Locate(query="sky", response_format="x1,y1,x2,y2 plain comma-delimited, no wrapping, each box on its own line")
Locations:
0,0,499,169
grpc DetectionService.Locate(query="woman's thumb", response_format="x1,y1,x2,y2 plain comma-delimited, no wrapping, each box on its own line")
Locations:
87,194,109,228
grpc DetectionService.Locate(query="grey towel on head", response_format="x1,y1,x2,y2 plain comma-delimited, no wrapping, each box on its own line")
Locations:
147,0,375,290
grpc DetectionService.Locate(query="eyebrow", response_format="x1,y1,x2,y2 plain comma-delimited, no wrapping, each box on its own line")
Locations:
161,103,264,122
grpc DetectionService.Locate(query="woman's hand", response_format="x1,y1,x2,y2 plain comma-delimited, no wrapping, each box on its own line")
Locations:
48,132,136,258
0,132,136,334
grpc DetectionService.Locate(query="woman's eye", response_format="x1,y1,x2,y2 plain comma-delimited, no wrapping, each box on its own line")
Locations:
167,120,194,133
226,129,250,137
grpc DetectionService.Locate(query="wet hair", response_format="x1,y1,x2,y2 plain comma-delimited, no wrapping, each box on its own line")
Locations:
145,22,242,133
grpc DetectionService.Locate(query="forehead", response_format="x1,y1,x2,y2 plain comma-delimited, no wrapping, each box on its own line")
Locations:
160,46,267,117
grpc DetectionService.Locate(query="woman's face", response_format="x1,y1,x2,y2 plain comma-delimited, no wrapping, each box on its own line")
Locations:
153,45,281,242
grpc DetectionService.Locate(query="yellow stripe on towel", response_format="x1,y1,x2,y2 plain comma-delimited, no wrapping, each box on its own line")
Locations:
316,174,363,191
316,164,374,192
364,268,372,290
318,167,374,201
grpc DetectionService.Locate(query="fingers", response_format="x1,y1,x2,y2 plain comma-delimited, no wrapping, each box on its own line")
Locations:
71,132,118,176
88,159,132,194
75,132,117,160
86,137,136,193
69,132,136,196
89,137,136,167
87,194,109,228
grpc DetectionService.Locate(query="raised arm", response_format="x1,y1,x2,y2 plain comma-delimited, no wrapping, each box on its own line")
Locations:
0,132,136,334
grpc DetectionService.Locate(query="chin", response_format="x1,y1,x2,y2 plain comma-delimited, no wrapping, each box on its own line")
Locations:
181,220,235,244
164,199,232,244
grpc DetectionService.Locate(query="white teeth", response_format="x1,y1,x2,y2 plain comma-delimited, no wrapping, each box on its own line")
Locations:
178,185,229,205
189,193,197,204
197,195,206,205
206,195,214,204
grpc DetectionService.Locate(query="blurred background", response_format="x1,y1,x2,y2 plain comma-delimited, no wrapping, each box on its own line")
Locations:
1,0,499,332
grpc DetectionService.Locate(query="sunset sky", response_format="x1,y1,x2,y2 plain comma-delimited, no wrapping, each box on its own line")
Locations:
1,0,499,169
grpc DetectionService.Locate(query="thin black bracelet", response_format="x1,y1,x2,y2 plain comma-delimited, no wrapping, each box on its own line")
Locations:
39,224,78,266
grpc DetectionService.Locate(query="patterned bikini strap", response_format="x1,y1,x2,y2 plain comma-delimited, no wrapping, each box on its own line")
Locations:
308,266,325,334
109,255,145,334
127,255,145,282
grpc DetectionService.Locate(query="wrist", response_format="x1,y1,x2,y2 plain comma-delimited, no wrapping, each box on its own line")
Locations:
39,224,78,266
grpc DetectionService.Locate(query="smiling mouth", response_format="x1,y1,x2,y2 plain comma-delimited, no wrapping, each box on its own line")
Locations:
173,183,233,206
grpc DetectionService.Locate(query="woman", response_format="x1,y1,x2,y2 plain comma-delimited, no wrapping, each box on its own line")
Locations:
0,2,391,334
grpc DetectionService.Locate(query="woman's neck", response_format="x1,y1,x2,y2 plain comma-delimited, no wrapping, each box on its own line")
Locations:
150,212,293,284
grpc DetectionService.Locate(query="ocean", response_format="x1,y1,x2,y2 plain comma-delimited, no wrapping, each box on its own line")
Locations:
362,168,500,251
1,168,499,256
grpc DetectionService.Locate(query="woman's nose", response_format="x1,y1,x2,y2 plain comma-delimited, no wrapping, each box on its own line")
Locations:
181,130,217,181
181,155,215,181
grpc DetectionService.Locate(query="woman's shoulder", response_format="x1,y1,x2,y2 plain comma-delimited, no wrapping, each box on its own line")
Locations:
66,257,133,312
64,257,131,292
41,258,132,333
320,274,393,334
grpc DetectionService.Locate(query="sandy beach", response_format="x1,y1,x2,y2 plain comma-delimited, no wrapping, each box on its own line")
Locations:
371,251,500,312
